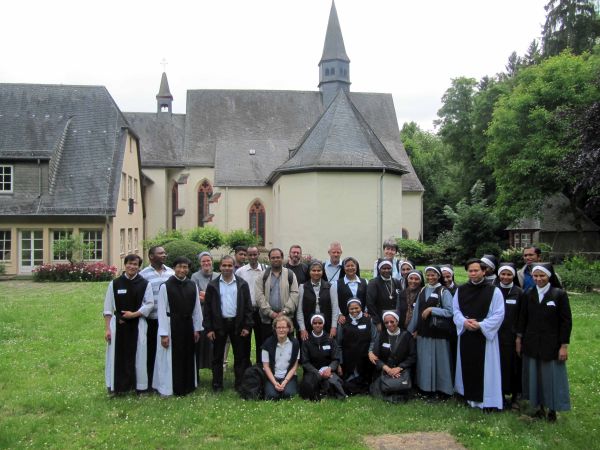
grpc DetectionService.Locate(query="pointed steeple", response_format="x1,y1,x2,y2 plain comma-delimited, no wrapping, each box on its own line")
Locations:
319,1,351,107
156,72,173,114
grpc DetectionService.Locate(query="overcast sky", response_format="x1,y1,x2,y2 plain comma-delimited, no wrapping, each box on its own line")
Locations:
2,0,548,130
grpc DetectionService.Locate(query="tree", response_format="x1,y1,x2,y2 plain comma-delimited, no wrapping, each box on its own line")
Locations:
400,122,458,241
523,39,542,66
542,0,600,57
440,180,502,264
53,233,93,264
485,51,600,223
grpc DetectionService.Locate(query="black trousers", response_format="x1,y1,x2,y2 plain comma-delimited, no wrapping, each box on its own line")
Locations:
250,309,263,364
212,318,251,390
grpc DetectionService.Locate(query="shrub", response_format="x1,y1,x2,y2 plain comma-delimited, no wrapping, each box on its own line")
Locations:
500,248,525,267
224,229,260,251
559,255,600,292
186,226,224,250
33,262,117,282
475,242,502,260
396,239,441,265
144,229,186,252
163,240,207,273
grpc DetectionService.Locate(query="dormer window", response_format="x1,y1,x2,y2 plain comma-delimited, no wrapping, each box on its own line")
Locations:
0,165,13,193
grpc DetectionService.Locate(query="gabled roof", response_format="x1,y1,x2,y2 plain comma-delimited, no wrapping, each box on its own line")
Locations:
269,90,407,181
0,83,131,216
131,88,424,191
321,1,350,63
507,193,600,232
125,112,185,167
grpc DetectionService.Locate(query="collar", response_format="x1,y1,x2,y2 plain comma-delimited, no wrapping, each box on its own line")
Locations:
220,275,236,285
350,312,363,325
536,283,551,299
386,328,401,336
344,275,358,284
427,282,442,288
276,337,290,347
500,282,514,289
470,278,485,285
124,272,138,280
311,331,324,338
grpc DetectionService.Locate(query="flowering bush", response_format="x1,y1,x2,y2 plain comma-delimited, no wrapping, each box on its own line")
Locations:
33,262,117,282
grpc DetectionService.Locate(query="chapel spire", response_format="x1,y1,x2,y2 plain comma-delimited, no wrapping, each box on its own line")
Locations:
156,72,173,114
319,1,351,107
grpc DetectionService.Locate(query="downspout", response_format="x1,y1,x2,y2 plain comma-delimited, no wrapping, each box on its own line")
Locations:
225,187,229,231
105,215,111,266
378,168,386,258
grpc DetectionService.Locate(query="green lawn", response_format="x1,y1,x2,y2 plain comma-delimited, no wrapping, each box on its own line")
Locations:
1,280,599,449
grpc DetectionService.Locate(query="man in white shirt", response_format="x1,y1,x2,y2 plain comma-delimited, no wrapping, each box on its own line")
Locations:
323,241,343,283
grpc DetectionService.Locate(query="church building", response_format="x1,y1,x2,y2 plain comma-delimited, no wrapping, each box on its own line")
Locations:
126,2,423,264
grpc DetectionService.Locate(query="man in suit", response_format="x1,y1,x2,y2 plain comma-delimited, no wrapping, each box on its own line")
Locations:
204,255,253,392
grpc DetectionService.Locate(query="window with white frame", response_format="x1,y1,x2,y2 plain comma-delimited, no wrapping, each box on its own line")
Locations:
52,230,73,261
0,165,13,193
133,178,138,202
134,228,139,252
0,230,11,261
82,230,103,260
127,228,132,253
128,175,133,200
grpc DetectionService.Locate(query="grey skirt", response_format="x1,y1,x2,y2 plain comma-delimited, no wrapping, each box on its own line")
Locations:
522,355,570,411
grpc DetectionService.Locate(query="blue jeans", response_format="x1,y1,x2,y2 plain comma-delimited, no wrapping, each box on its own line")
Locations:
264,376,297,400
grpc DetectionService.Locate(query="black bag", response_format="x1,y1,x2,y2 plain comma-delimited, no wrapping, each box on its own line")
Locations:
380,370,412,394
431,314,453,333
239,365,266,400
299,371,321,401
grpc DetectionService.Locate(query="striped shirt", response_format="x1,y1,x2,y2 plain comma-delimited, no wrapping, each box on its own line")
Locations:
139,265,175,319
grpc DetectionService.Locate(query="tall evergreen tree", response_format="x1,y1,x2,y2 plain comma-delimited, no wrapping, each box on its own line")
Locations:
542,0,600,56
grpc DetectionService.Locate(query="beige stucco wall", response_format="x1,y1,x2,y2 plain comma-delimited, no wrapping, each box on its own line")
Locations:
272,171,404,265
111,134,145,270
143,167,170,238
401,191,424,241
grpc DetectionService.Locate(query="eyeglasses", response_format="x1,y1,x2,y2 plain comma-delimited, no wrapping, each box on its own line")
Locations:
275,326,289,330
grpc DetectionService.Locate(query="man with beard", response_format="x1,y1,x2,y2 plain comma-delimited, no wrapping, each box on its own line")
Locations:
284,244,309,285
453,258,504,411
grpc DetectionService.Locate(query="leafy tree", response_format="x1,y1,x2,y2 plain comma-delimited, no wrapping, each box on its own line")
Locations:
186,226,224,249
224,229,260,251
401,122,459,241
542,0,600,57
440,181,503,264
53,233,93,264
485,51,600,223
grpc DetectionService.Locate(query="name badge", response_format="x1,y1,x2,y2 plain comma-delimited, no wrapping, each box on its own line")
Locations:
322,345,331,350
382,342,391,348
506,299,517,305
117,289,127,294
546,301,556,307
430,293,439,298
358,324,367,330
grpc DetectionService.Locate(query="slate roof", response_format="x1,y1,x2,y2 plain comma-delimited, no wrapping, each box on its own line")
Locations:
133,88,423,191
270,89,407,180
125,112,185,167
507,193,600,232
321,1,350,63
0,83,131,216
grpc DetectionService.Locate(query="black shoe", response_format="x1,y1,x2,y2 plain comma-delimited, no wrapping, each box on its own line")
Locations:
533,407,546,419
547,410,557,422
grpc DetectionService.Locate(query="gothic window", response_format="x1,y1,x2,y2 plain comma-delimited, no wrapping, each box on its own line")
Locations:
197,180,213,227
249,200,266,245
171,183,178,230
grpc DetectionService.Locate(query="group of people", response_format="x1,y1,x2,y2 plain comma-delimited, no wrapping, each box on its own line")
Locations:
103,241,572,421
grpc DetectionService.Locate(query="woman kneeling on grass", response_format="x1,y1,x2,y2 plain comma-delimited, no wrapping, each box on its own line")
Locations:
261,315,300,400
516,263,572,422
369,311,416,403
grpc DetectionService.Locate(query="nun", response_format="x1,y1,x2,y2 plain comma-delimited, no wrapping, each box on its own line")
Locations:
407,265,454,398
331,257,369,324
336,298,377,394
516,263,571,422
297,260,338,340
299,314,346,400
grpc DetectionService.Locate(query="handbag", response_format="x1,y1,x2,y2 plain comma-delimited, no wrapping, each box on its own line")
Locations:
431,314,453,333
380,369,412,394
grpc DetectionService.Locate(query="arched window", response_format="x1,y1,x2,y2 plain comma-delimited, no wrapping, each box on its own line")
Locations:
171,183,178,230
249,200,266,245
402,228,409,239
197,180,213,227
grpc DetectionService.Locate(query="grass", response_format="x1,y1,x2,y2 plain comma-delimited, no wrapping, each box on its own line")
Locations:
1,280,599,449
